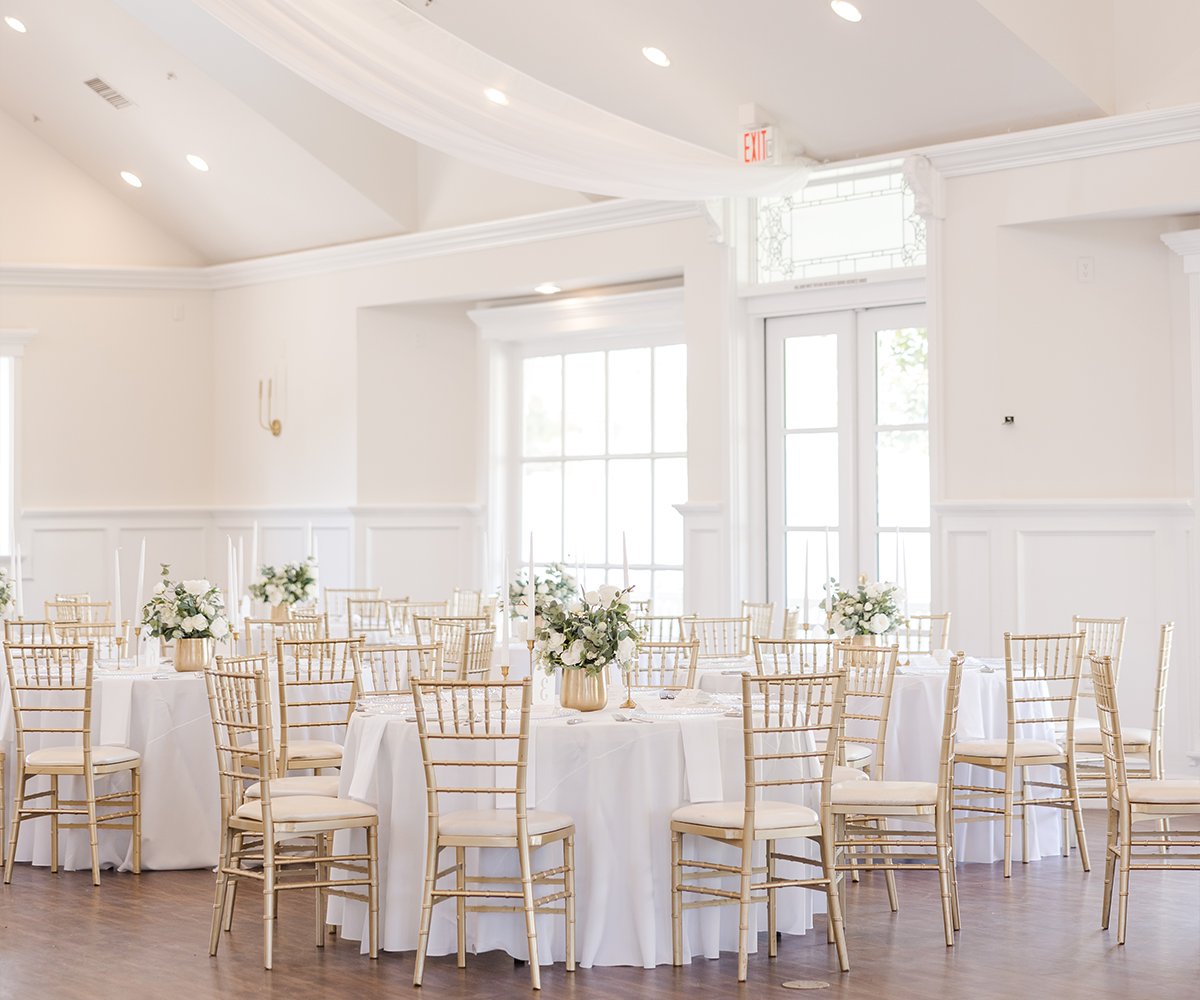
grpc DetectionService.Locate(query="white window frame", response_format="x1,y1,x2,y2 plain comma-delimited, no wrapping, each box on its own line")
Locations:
0,329,35,560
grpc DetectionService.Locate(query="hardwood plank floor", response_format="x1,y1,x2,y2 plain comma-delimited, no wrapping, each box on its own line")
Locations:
1,817,1195,999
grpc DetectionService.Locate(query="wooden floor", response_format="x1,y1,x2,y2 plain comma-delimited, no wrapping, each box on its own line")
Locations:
1,818,1196,999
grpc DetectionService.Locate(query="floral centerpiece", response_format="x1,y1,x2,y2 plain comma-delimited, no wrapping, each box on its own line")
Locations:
509,562,579,619
823,580,905,639
533,584,639,711
141,565,230,671
0,567,12,616
250,557,318,616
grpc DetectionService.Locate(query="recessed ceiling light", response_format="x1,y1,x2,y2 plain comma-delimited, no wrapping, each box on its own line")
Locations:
186,154,209,172
4,15,26,32
642,46,670,67
534,283,560,295
120,171,142,188
485,88,508,105
831,1,862,21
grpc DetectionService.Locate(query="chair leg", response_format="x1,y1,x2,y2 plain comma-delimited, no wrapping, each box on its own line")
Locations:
211,829,233,956
367,825,379,960
50,775,59,875
766,839,777,957
1065,763,1090,872
1002,764,1014,878
413,835,439,987
517,836,541,990
224,876,240,932
879,818,898,912
563,835,575,973
85,768,100,887
935,806,954,946
1019,766,1030,867
455,846,467,968
315,832,327,948
671,829,683,967
1116,825,1131,945
131,766,141,874
1061,802,1071,856
820,834,849,972
262,833,277,970
1101,806,1118,930
5,769,26,884
736,837,752,983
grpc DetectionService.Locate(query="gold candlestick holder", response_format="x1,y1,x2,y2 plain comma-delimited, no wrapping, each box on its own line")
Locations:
620,667,636,710
134,625,141,669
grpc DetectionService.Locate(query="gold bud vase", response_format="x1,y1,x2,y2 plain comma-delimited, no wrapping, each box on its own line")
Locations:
559,668,607,712
174,636,213,672
271,602,292,622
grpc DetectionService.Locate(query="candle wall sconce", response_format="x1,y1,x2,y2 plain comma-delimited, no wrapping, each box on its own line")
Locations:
258,379,282,436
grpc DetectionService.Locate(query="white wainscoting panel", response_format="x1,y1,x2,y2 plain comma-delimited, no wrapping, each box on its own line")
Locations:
676,502,727,616
353,504,485,603
935,499,1197,778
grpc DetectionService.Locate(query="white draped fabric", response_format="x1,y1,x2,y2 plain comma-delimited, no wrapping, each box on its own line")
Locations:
191,0,810,200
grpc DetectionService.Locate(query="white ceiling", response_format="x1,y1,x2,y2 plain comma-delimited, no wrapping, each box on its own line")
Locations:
0,0,1194,264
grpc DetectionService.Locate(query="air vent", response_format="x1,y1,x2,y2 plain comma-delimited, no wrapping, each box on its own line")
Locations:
84,77,135,110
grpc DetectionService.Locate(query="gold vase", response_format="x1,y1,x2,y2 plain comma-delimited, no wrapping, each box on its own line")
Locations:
559,668,607,712
271,602,292,622
174,636,213,672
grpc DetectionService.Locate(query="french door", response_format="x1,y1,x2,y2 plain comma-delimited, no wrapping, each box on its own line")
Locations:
765,304,930,617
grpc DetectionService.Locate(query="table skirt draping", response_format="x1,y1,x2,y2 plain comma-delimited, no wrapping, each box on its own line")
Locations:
327,706,827,967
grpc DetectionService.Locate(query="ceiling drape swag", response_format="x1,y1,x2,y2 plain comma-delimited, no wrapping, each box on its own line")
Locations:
191,0,810,201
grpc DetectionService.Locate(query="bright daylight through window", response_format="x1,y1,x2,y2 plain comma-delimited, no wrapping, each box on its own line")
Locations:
757,161,926,283
521,345,687,614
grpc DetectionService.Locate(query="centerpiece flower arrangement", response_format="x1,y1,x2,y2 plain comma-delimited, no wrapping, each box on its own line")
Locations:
249,557,318,609
0,567,12,616
533,584,639,711
823,580,905,638
509,562,579,618
141,564,230,670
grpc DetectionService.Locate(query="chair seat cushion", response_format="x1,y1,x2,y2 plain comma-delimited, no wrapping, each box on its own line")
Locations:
244,739,343,762
235,795,377,824
438,809,574,838
843,743,873,763
833,766,869,783
671,799,819,832
1126,779,1200,805
1074,725,1152,750
833,780,938,806
26,745,140,767
954,738,1062,758
244,776,341,799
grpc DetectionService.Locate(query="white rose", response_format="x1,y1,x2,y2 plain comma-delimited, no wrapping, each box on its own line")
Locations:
598,584,619,608
832,618,849,639
567,600,584,613
617,636,637,664
869,613,891,634
865,582,884,599
183,579,208,596
584,591,600,606
892,586,906,601
561,639,585,666
548,631,566,650
210,617,229,638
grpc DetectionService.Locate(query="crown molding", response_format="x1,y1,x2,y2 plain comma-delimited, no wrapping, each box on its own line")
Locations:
0,199,704,293
0,328,37,357
1162,228,1200,270
921,104,1200,178
469,286,684,342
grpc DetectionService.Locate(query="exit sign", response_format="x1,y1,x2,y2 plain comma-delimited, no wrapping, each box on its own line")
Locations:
741,125,779,165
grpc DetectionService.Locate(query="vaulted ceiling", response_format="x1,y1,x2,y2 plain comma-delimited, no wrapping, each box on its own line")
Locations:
1,0,1196,264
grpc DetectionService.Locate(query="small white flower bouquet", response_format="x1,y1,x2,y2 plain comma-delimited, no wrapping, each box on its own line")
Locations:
510,562,580,619
0,567,12,615
142,564,231,641
249,558,318,607
533,584,640,677
823,580,905,638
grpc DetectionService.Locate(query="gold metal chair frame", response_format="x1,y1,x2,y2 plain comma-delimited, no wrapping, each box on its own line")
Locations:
685,615,754,658
386,600,450,636
741,600,777,641
409,677,576,990
323,587,384,621
624,639,700,691
671,671,850,980
753,636,837,676
357,641,444,690
632,614,686,643
274,637,363,775
3,642,141,886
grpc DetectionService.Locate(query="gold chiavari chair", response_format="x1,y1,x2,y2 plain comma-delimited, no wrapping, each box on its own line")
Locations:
50,620,129,661
481,593,500,622
358,642,444,691
953,632,1090,878
686,615,753,658
410,677,576,990
633,615,686,643
451,588,483,617
1077,624,1173,827
205,654,378,969
627,598,652,617
344,598,392,641
896,613,952,655
273,637,363,775
387,600,450,637
741,600,776,640
455,629,495,681
242,616,326,656
323,587,383,620
753,636,836,676
833,654,965,946
414,616,489,667
46,600,112,623
1089,651,1200,944
671,671,850,980
5,620,56,644
625,639,699,691
3,642,141,885
55,592,91,604
1072,615,1127,717
782,607,807,640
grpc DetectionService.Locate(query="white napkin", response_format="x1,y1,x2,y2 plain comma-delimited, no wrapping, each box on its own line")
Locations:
679,716,723,803
347,714,391,803
98,676,134,747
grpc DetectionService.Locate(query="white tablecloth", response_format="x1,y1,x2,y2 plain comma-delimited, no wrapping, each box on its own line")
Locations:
327,692,826,967
0,667,219,871
696,655,1063,863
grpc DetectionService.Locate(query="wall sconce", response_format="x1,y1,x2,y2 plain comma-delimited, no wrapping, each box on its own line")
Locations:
258,379,282,436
